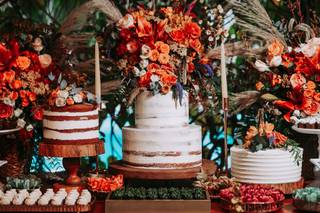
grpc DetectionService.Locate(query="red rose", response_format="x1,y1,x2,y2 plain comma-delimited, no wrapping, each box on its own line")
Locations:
169,29,186,43
0,103,13,119
184,22,201,39
302,98,320,115
33,108,43,121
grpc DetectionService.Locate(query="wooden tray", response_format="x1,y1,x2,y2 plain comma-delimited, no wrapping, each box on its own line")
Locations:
0,198,95,212
220,197,284,213
105,191,211,213
293,198,320,212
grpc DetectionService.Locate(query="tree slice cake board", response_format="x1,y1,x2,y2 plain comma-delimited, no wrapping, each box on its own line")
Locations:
109,160,215,180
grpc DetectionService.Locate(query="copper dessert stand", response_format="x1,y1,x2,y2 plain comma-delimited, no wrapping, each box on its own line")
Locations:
39,141,104,191
109,159,216,180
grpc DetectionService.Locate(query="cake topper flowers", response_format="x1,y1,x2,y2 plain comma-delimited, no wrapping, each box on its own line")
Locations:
115,6,210,96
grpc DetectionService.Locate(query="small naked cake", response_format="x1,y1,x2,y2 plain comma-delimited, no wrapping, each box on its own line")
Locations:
231,122,303,185
43,85,99,144
290,110,320,129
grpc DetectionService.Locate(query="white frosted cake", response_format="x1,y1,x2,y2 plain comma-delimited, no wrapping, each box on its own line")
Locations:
43,104,99,144
122,91,202,169
231,146,302,184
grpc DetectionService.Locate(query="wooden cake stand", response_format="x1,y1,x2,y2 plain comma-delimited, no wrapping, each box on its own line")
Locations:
109,159,216,180
39,140,104,191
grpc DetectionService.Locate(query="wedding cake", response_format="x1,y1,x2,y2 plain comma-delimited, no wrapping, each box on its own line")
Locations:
231,146,302,184
43,104,99,144
122,91,202,169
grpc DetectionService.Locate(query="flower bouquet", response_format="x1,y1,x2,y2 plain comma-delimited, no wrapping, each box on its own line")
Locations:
254,38,320,129
114,6,211,101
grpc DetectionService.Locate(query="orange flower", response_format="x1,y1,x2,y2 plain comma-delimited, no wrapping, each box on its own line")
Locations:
19,90,27,98
273,131,287,147
314,93,320,102
136,16,152,37
268,40,284,58
304,89,314,98
147,63,160,72
290,73,306,89
199,57,209,64
148,49,160,61
66,97,74,105
48,96,55,106
12,80,22,90
138,71,152,87
161,84,171,94
160,73,177,86
271,74,282,87
184,22,201,39
155,42,170,54
28,92,37,102
3,70,15,83
158,53,170,64
9,91,18,100
302,98,320,115
22,98,29,107
189,39,202,53
259,122,274,136
255,81,264,91
306,81,316,90
15,56,31,70
169,29,186,43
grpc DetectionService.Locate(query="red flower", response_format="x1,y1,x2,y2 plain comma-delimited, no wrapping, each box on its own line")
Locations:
302,98,320,115
169,29,186,43
0,103,13,119
273,100,295,111
33,108,43,121
119,29,134,42
184,22,201,39
136,16,152,37
138,71,152,87
116,43,127,56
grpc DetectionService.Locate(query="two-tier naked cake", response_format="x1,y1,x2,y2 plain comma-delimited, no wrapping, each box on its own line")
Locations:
122,91,202,169
43,104,99,144
231,146,302,184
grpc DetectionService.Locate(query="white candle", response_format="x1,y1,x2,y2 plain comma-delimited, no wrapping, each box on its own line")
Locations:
220,40,228,98
95,41,101,105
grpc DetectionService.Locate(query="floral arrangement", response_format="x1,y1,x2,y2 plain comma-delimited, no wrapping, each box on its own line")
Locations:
254,38,320,124
87,175,123,192
47,81,95,108
0,38,58,133
115,6,210,96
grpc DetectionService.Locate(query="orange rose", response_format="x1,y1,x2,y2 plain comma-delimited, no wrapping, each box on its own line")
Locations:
255,81,264,91
158,43,170,54
160,74,177,86
12,80,22,90
148,49,160,61
147,63,160,72
302,98,320,115
3,70,15,83
290,73,306,89
259,122,274,136
314,93,320,102
189,39,202,53
268,40,284,57
306,81,316,90
136,16,152,37
15,56,31,70
184,22,201,39
161,84,171,94
169,29,186,43
66,97,74,105
304,89,314,98
9,91,18,100
28,92,37,102
22,98,29,107
158,53,170,64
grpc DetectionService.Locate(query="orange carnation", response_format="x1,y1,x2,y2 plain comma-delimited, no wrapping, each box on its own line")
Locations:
3,70,15,83
16,56,31,70
189,39,202,53
306,81,316,90
169,29,186,43
255,81,264,91
304,89,314,98
268,40,284,58
158,53,170,64
12,80,22,90
66,97,74,105
156,42,170,54
148,49,160,61
184,22,201,39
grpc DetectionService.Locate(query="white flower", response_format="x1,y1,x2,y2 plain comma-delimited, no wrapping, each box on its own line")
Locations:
254,60,269,72
140,45,151,59
287,46,293,53
26,124,33,132
17,119,26,128
3,97,15,106
133,66,140,76
300,37,320,57
73,94,83,103
32,38,43,52
38,54,52,68
217,5,224,13
58,90,69,99
55,97,66,107
151,75,160,82
117,14,134,29
269,55,282,67
139,59,149,68
14,109,23,117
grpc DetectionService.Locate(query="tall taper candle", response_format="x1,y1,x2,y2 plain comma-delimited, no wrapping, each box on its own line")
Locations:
220,40,228,98
95,41,101,105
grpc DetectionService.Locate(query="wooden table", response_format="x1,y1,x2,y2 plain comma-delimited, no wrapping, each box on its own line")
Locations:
91,199,304,213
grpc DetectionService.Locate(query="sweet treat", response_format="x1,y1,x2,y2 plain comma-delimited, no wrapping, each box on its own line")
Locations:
0,196,11,205
43,104,99,144
37,196,50,206
290,110,320,129
231,146,302,184
122,91,202,169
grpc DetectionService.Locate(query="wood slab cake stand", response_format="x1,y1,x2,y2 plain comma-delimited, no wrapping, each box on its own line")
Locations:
39,140,104,191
